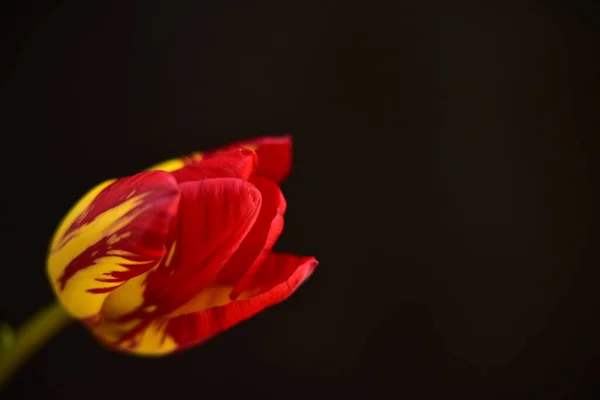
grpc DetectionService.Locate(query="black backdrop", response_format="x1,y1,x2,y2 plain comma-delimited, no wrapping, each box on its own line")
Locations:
1,1,599,399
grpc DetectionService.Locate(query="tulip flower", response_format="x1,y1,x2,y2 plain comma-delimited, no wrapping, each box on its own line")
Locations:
0,136,317,386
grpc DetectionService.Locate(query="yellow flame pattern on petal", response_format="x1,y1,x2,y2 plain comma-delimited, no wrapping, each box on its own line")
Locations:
146,151,203,173
146,158,186,173
167,285,233,318
100,271,150,321
49,180,115,252
47,185,156,319
93,283,262,355
131,321,177,356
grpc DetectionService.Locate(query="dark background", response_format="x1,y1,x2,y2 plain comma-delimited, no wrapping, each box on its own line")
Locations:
1,1,599,398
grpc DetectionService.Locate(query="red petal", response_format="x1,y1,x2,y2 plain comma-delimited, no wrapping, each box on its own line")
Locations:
164,254,318,351
170,148,258,183
206,135,292,183
216,177,286,295
47,171,180,319
144,178,262,313
243,253,318,295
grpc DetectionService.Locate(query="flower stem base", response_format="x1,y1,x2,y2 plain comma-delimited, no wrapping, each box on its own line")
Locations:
0,302,71,390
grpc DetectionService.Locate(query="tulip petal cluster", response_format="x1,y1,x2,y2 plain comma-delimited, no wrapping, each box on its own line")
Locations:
47,136,317,356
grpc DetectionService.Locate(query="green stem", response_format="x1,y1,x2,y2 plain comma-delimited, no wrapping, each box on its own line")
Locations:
0,302,71,390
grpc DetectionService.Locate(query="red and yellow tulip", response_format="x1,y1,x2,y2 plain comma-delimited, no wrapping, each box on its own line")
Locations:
46,136,318,356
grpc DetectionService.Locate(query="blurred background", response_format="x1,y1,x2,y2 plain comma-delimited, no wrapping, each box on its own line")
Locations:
1,0,599,398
